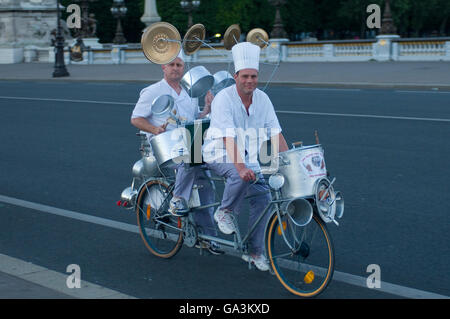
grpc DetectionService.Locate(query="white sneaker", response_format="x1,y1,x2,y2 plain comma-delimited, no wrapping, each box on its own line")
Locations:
242,254,270,272
214,209,236,235
168,197,189,217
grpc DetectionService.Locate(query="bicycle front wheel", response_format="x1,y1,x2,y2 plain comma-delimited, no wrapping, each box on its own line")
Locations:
136,179,183,258
267,212,334,297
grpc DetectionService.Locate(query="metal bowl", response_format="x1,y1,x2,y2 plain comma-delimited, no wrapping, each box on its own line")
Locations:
151,94,174,116
180,66,214,98
212,71,235,95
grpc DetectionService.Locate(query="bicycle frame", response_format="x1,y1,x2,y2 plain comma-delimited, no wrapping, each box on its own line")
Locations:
141,172,300,257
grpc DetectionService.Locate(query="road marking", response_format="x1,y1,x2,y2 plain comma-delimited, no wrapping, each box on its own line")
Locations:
0,194,448,299
396,90,450,94
293,88,362,92
0,253,136,299
276,110,450,123
0,95,134,105
1,95,449,123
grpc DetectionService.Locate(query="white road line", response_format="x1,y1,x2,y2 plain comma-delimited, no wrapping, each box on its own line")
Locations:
0,194,448,299
1,95,449,123
0,253,136,299
396,90,450,94
293,88,362,92
0,96,134,105
276,110,450,123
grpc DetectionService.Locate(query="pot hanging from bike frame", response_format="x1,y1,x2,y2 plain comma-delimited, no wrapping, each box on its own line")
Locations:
280,198,313,227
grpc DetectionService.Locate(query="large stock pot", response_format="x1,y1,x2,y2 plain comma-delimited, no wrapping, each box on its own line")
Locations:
150,127,190,171
278,144,327,199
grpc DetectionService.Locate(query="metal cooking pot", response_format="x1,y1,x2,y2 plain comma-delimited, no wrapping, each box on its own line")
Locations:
151,94,174,116
180,66,214,98
278,144,327,199
150,127,190,171
212,71,235,95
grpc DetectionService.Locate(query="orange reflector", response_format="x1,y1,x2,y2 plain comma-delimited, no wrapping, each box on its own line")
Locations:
277,221,287,235
304,270,315,284
146,204,151,220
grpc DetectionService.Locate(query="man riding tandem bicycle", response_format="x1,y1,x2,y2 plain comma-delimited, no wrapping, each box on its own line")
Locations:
118,23,345,298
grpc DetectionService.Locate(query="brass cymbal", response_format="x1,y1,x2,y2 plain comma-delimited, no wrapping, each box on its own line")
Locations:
183,23,206,55
141,22,181,64
223,24,241,50
246,28,269,48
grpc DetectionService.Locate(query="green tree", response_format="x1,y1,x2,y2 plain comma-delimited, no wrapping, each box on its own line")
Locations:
61,0,449,44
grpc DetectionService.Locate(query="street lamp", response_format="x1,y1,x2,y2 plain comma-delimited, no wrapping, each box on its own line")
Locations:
111,0,128,44
53,0,69,77
180,0,201,28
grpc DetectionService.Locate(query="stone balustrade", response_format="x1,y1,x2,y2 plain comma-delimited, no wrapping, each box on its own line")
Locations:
8,37,450,65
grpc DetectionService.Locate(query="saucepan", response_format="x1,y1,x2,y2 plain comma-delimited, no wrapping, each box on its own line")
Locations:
212,71,235,95
180,66,214,98
151,94,174,116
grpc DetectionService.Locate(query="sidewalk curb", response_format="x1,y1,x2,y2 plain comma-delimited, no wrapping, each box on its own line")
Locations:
0,253,137,299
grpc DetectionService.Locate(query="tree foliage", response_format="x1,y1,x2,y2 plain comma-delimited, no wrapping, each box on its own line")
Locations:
62,0,450,43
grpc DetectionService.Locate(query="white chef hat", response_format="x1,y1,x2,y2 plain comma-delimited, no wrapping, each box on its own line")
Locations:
232,42,260,73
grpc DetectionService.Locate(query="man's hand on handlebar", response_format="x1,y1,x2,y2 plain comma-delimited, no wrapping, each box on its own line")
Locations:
238,166,256,182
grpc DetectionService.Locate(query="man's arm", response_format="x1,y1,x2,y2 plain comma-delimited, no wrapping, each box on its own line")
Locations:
223,137,256,182
276,133,289,152
131,117,167,135
197,91,213,119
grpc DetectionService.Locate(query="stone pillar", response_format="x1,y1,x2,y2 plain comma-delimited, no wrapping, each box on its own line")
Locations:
374,35,399,61
141,0,161,29
0,0,70,63
323,44,334,61
445,41,450,61
267,38,288,63
374,0,399,61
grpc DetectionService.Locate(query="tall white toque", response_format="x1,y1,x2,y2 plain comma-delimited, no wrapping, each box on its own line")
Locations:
232,42,261,73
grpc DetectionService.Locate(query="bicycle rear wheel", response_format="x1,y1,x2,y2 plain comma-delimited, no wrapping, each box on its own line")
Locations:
136,179,183,258
267,212,334,297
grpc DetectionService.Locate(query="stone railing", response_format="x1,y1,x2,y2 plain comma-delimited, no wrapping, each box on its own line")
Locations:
392,38,450,61
282,39,376,62
16,36,450,64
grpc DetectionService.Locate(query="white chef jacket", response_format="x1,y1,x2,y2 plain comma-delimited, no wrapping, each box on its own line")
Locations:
203,84,281,171
131,78,199,142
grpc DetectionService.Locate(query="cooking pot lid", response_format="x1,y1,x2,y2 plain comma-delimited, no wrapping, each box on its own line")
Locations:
141,22,181,64
183,23,206,55
246,28,269,49
223,24,241,50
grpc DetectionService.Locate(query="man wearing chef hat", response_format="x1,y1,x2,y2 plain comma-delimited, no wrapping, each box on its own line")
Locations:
203,42,289,271
130,50,223,255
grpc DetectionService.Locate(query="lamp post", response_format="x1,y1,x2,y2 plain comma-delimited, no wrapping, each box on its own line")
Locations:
53,0,69,77
180,0,200,28
111,0,128,44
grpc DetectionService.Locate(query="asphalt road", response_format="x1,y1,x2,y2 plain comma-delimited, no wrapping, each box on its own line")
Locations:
0,80,449,299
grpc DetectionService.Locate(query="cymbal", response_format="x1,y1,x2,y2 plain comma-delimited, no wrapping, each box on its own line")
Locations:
183,23,206,55
223,24,241,50
246,28,269,48
141,22,181,64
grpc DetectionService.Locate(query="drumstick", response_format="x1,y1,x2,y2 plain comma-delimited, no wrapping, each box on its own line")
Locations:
314,130,320,144
162,109,178,128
